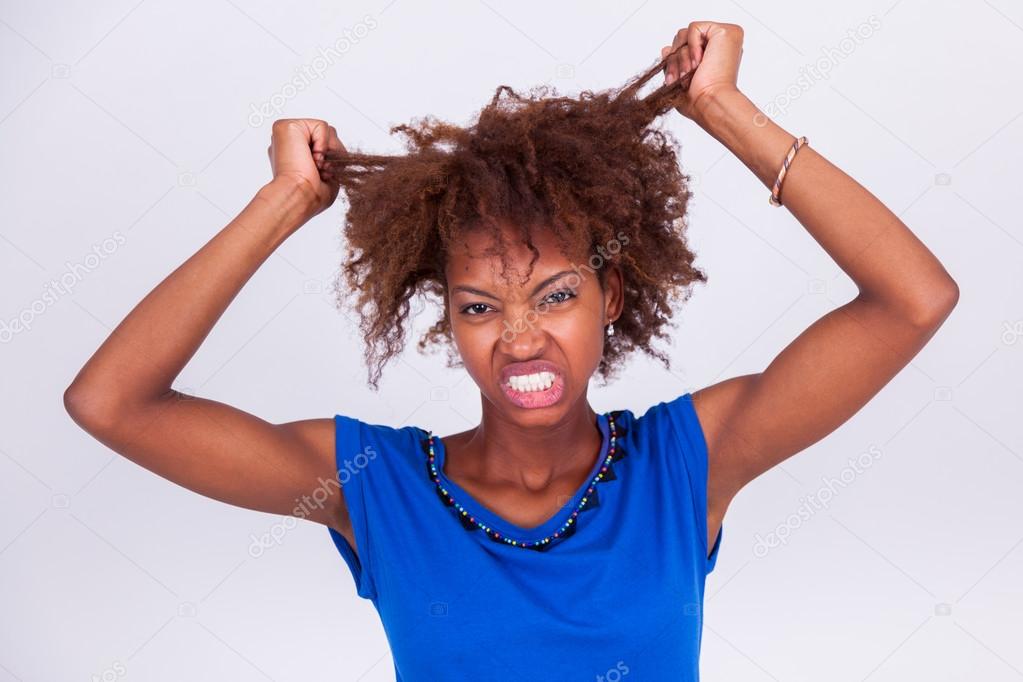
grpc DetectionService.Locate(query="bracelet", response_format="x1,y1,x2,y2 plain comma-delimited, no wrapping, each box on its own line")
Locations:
769,136,808,207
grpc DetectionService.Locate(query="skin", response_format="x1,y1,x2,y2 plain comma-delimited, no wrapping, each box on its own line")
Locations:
65,23,958,566
439,227,624,529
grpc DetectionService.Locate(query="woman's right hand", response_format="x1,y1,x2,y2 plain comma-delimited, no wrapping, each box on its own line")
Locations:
266,118,345,219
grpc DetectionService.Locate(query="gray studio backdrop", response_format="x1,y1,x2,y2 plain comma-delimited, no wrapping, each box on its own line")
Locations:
2,0,1021,680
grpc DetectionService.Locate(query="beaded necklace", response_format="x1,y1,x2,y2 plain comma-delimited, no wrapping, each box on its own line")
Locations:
424,412,618,550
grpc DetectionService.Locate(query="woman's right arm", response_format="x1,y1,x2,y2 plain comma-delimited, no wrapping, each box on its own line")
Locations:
63,119,354,540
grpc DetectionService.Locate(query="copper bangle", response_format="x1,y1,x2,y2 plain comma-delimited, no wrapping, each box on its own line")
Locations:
769,136,808,207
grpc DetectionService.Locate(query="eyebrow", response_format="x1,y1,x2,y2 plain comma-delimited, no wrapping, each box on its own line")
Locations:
451,269,578,300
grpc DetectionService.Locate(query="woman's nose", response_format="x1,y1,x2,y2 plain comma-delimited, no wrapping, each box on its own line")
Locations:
498,306,548,356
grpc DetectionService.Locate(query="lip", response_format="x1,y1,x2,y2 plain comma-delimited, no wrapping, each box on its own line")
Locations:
499,359,566,409
500,359,563,384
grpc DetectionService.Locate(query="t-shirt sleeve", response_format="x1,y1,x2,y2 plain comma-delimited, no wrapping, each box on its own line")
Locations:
650,391,723,575
326,413,386,601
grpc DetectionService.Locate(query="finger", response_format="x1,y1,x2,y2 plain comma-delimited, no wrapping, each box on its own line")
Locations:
272,119,317,171
320,126,346,181
666,33,688,84
309,120,331,166
688,23,708,68
690,21,720,68
679,44,692,79
326,125,345,154
670,31,684,84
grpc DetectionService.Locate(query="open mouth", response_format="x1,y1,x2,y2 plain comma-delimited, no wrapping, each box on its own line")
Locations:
500,367,565,409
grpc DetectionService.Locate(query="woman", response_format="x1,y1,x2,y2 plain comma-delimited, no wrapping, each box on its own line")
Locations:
65,21,958,681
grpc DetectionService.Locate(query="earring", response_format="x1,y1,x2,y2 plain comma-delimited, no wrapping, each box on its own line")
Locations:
607,320,615,336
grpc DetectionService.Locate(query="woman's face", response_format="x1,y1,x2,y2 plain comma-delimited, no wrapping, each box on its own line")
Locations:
444,224,623,425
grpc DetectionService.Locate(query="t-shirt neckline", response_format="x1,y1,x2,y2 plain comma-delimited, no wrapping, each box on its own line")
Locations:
428,412,612,542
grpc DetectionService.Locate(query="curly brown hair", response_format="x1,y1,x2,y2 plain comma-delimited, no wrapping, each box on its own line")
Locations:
321,47,706,389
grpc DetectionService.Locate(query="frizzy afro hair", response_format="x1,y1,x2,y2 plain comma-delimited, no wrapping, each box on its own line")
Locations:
320,45,706,389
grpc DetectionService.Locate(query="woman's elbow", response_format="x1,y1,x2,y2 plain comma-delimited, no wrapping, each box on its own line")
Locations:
63,383,121,435
912,277,959,329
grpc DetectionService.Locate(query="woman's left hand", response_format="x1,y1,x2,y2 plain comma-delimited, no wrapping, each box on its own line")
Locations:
661,22,745,122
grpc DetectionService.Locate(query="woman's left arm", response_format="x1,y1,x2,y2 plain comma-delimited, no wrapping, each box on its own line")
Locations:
663,23,960,546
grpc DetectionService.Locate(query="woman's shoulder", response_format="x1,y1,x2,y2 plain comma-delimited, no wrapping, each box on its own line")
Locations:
614,391,716,479
333,412,428,461
622,391,701,438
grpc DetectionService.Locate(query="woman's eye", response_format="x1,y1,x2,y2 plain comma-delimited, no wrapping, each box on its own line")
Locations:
461,303,492,315
542,289,576,305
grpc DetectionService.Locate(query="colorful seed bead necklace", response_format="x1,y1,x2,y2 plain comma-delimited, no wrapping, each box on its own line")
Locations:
425,412,617,549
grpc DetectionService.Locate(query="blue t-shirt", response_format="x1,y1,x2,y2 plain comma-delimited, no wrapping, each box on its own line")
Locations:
327,392,723,681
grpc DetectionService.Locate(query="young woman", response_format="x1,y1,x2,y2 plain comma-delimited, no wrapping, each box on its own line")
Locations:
65,21,958,681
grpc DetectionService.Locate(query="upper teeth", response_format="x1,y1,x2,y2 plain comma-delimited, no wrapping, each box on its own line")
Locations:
509,371,555,392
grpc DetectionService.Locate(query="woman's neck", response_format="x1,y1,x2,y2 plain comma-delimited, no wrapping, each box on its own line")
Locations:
448,398,603,493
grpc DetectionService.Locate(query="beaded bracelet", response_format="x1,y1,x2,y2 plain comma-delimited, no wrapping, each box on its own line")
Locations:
769,135,808,207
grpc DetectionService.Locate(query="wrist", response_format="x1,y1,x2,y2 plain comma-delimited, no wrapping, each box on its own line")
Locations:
256,179,318,232
689,88,801,190
690,86,749,131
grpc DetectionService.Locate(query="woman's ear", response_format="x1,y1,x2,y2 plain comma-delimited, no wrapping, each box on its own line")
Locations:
605,263,625,323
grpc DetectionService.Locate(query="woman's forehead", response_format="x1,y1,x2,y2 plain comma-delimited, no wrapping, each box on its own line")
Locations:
445,226,587,285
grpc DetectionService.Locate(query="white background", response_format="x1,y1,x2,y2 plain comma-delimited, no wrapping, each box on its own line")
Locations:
1,0,1021,680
